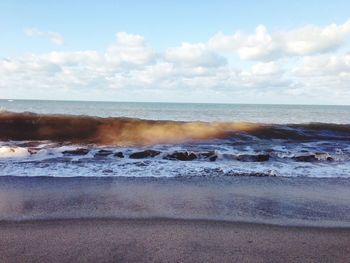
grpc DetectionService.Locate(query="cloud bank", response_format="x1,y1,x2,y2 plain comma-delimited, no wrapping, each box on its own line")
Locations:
1,20,350,104
209,20,350,60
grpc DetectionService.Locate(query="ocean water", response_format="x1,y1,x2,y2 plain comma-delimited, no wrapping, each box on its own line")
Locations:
1,99,350,123
0,99,350,178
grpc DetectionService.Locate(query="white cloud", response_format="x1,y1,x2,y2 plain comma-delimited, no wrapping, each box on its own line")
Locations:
0,51,291,99
285,53,350,104
251,61,282,75
105,32,155,66
209,25,281,61
208,20,350,61
294,53,350,76
2,23,350,104
283,22,350,55
164,42,226,67
24,28,64,45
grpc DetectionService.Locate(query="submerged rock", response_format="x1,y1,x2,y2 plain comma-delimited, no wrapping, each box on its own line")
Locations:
292,153,334,162
227,172,276,177
94,150,113,157
28,148,40,155
315,152,334,161
292,155,318,162
16,141,42,147
199,151,218,161
134,161,151,167
62,148,89,155
129,150,161,159
164,151,197,161
236,154,270,162
114,152,124,158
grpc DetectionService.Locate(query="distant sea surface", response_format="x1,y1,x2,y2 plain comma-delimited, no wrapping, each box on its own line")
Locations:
0,99,350,178
1,99,350,123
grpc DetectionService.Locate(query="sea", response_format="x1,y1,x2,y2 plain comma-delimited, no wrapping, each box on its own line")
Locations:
1,99,350,178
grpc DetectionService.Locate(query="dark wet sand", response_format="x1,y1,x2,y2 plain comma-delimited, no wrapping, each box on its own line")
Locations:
0,218,349,263
1,176,350,226
0,176,350,262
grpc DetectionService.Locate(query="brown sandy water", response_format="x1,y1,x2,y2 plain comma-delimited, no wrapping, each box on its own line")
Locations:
1,111,350,145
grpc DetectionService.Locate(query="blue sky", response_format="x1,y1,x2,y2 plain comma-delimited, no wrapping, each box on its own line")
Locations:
1,1,350,104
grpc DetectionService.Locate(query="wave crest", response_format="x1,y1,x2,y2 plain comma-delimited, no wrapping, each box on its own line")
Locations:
1,111,349,146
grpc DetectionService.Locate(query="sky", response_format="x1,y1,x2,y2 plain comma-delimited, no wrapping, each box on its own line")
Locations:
1,0,350,104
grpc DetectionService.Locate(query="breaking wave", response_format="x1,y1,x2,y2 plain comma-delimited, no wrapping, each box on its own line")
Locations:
1,111,350,178
1,111,350,146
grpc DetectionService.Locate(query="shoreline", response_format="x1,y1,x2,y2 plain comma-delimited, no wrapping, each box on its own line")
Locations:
1,217,350,263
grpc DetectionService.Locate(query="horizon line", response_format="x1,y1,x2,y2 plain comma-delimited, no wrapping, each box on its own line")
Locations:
0,98,350,107
1,98,349,107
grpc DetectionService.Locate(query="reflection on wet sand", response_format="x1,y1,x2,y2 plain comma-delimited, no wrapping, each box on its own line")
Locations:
0,176,349,227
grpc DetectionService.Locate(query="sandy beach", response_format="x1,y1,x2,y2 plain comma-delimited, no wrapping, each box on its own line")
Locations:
1,218,349,263
0,176,349,262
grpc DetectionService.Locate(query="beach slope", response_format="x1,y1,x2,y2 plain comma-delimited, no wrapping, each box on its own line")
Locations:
1,218,350,263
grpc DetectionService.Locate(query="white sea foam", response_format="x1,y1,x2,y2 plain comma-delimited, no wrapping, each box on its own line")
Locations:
0,140,349,178
0,146,30,158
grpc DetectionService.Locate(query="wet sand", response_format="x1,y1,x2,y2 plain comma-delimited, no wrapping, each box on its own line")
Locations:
0,176,350,262
1,218,350,263
1,176,350,226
